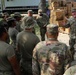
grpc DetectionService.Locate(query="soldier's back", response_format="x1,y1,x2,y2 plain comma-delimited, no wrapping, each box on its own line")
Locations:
33,40,69,75
17,30,39,59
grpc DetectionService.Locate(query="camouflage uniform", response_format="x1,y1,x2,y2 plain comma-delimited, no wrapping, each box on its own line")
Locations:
0,12,9,30
21,10,37,34
36,9,49,41
17,17,40,75
64,61,76,75
64,49,76,75
63,16,76,61
14,12,22,32
32,24,71,75
7,17,18,49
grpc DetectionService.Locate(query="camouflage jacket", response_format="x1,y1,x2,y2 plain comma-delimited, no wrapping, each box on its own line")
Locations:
32,39,71,75
64,65,76,75
64,16,76,39
64,59,76,75
36,13,49,28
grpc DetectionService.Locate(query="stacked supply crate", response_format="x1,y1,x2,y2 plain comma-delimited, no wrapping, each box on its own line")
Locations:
48,0,74,34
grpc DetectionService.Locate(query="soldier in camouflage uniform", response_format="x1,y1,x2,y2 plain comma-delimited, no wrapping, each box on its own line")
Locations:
21,10,36,34
0,26,21,75
64,65,76,75
14,12,22,32
64,52,76,75
17,17,40,75
36,9,49,41
0,12,9,30
32,24,71,75
7,17,18,49
63,43,76,75
62,9,76,61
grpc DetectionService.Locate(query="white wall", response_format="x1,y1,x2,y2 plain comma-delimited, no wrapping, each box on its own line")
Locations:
5,0,40,7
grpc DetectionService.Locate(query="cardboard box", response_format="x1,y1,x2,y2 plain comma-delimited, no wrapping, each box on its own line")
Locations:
60,7,68,15
48,0,59,3
59,27,65,32
57,20,65,26
50,18,57,24
51,9,65,21
55,9,65,21
67,3,72,11
72,2,76,7
64,28,70,34
51,2,59,7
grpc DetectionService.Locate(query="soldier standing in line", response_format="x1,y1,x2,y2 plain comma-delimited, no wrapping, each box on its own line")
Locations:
64,65,76,75
16,17,40,75
0,12,9,30
32,24,71,75
21,10,37,34
13,12,22,32
61,9,76,61
0,26,21,75
64,53,76,75
7,17,19,62
64,43,76,75
7,17,18,49
36,9,49,41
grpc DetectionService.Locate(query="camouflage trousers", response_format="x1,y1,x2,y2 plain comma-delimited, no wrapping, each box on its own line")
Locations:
69,38,76,61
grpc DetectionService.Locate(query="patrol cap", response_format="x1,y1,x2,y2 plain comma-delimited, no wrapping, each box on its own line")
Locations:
22,17,35,29
27,10,34,14
47,24,58,34
14,12,21,17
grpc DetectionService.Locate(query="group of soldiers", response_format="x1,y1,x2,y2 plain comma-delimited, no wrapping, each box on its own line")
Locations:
0,8,76,75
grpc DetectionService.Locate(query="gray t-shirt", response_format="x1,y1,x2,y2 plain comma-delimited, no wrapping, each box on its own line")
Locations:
15,21,22,32
16,30,40,73
17,30,40,60
8,27,18,47
0,41,15,71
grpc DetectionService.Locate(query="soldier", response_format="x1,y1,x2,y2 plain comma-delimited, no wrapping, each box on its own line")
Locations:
0,26,21,75
7,17,18,49
61,8,76,61
36,9,49,41
64,65,76,75
21,10,36,34
63,59,76,75
16,17,40,75
63,45,76,75
0,12,9,30
14,12,22,32
32,24,71,75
